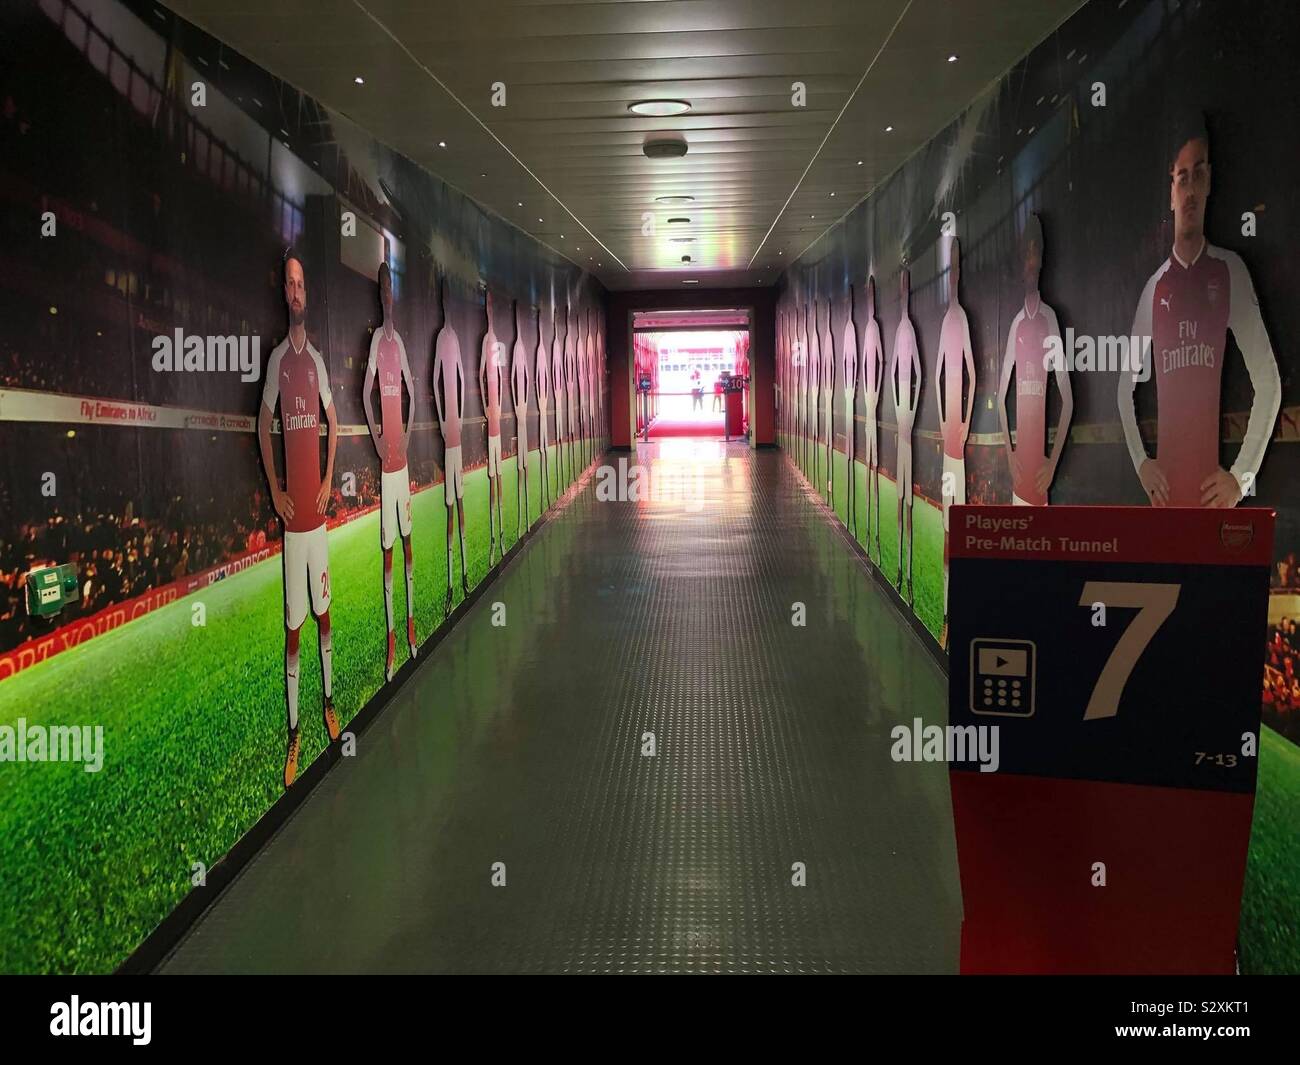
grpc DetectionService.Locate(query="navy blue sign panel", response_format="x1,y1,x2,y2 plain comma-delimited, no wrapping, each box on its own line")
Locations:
948,506,1274,793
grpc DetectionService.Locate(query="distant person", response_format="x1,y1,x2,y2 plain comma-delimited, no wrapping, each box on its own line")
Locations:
432,275,469,618
362,262,418,683
713,375,724,411
257,249,341,789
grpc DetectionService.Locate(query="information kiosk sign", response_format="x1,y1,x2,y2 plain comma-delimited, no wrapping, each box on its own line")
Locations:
947,505,1273,973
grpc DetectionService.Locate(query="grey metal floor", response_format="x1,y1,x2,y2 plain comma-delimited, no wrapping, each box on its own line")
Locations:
161,440,960,974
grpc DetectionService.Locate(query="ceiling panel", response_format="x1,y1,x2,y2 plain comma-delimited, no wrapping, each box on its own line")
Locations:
168,0,1084,289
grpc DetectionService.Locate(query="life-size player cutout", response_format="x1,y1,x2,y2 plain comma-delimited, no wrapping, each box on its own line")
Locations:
432,275,470,617
510,298,530,539
889,266,922,605
362,262,418,682
1118,112,1280,508
841,286,858,531
820,299,835,503
997,212,1073,510
480,288,507,565
861,276,884,560
535,304,552,509
257,249,341,788
935,237,976,650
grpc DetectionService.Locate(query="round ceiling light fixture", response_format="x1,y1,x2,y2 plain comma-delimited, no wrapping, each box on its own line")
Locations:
643,137,688,159
682,279,699,284
666,216,691,225
655,195,695,204
629,100,692,117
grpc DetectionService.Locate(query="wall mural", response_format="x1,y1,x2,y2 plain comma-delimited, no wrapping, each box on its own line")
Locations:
0,0,606,972
774,0,1298,974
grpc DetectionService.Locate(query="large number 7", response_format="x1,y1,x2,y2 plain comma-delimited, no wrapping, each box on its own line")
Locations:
1078,582,1180,721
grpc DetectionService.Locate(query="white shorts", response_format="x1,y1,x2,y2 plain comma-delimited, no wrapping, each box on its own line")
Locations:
283,524,331,631
942,453,966,531
443,445,464,506
538,401,549,445
864,401,879,465
380,465,413,550
844,396,855,454
1012,492,1040,507
555,398,566,438
487,433,502,476
515,407,529,464
897,437,913,506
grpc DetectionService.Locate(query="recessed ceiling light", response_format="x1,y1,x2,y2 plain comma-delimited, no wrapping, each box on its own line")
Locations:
438,140,447,148
629,100,692,117
517,201,523,207
830,192,836,197
857,159,863,165
538,217,544,222
666,217,691,225
655,195,695,205
354,76,364,85
884,125,893,132
947,54,959,63
682,279,699,284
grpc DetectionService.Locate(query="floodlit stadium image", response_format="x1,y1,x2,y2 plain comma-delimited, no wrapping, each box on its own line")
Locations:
0,0,1298,1043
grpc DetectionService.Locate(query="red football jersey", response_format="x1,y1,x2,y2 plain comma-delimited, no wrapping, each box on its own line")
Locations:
263,337,332,533
368,326,409,474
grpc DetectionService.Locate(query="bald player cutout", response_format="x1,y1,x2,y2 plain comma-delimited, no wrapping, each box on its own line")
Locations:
258,249,341,788
840,287,858,530
510,298,530,538
480,289,507,564
935,237,976,649
889,266,922,605
861,276,884,560
362,262,417,683
1119,113,1280,508
998,212,1073,510
432,275,470,618
535,304,552,509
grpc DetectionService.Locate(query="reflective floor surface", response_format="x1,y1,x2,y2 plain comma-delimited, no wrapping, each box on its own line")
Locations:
161,440,959,974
